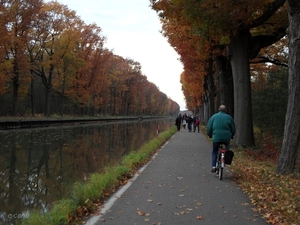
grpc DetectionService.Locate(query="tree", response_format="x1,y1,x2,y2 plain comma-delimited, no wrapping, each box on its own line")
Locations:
0,0,42,115
150,0,288,147
276,0,300,174
252,66,288,135
0,1,187,117
66,22,111,115
29,1,82,116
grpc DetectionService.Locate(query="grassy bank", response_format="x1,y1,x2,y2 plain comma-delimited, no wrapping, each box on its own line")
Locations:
22,126,178,225
23,124,300,225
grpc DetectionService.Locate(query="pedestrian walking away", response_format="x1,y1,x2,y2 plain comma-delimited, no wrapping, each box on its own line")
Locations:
193,114,200,133
182,113,187,129
187,115,193,132
175,113,182,131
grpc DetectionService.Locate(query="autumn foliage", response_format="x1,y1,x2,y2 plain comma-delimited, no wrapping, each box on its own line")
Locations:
232,148,300,225
150,0,288,148
0,0,179,117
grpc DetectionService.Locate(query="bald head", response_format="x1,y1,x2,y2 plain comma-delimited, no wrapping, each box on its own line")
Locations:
219,105,226,112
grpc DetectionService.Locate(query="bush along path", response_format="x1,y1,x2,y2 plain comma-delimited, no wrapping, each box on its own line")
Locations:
22,126,178,225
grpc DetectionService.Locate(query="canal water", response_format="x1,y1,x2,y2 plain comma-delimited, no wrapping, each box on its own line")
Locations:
0,118,174,224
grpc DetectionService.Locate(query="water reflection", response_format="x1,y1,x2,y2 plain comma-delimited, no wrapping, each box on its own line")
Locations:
0,119,173,224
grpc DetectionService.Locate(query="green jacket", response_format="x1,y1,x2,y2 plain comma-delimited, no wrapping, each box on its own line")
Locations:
206,111,236,142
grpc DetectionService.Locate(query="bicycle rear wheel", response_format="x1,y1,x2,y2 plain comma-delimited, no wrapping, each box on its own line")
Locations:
218,167,223,180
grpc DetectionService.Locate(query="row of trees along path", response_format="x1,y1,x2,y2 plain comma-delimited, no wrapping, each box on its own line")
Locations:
0,0,179,118
150,0,300,174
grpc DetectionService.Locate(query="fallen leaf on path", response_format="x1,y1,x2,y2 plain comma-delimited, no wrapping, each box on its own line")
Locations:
137,211,145,216
197,215,205,220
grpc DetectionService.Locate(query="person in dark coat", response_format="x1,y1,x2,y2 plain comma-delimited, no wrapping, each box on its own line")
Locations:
182,113,187,129
193,114,200,133
187,115,193,132
175,113,182,131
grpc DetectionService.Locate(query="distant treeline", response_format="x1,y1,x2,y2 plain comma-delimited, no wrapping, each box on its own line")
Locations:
0,0,179,117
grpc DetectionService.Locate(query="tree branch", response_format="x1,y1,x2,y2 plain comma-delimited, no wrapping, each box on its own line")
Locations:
250,0,286,28
249,27,287,59
250,56,288,67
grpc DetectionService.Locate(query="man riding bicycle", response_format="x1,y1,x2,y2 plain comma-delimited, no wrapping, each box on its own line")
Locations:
206,105,236,173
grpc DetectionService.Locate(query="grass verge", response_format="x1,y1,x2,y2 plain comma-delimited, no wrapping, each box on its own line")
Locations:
22,126,177,225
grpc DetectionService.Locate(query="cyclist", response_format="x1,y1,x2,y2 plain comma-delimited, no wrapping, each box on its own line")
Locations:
206,105,236,173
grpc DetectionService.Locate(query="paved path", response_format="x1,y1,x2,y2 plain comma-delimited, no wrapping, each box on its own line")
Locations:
85,128,267,225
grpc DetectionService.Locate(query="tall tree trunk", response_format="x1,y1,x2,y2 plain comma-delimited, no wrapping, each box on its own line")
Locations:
201,94,209,124
45,86,51,117
30,77,35,116
12,58,20,116
60,92,65,116
276,0,300,174
42,65,54,117
229,30,255,147
12,76,19,116
215,56,234,117
206,58,215,118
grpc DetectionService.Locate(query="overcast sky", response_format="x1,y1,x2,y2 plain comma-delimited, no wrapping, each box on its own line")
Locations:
51,0,186,110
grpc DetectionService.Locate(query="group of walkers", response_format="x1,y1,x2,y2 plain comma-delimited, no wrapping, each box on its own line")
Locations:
175,113,200,132
175,105,236,174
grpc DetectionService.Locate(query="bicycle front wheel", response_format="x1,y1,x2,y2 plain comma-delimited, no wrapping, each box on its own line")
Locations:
218,167,223,180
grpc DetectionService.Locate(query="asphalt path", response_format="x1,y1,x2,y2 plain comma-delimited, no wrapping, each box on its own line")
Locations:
85,128,268,225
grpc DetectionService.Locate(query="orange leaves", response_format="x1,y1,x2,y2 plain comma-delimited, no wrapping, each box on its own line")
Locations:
0,0,181,116
151,0,288,112
136,210,147,216
232,149,300,225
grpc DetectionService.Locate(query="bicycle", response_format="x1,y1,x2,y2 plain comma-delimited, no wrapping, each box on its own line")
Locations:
215,143,227,180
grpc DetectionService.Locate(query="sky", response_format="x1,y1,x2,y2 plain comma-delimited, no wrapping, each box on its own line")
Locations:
51,0,186,110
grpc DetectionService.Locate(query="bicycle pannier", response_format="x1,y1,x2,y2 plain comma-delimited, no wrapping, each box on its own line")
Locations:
225,150,234,165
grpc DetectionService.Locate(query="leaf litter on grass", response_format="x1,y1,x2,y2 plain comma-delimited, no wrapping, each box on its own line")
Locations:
231,150,300,225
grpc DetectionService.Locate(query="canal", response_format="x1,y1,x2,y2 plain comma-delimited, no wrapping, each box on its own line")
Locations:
0,118,174,224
